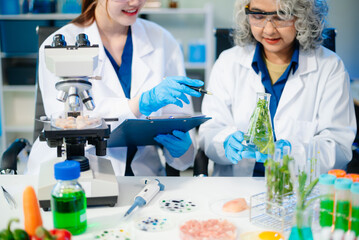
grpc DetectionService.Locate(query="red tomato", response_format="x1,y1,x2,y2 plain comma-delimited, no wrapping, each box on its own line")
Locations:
49,229,71,240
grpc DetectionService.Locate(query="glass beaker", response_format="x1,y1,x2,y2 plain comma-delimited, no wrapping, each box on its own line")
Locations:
243,92,274,154
289,207,314,240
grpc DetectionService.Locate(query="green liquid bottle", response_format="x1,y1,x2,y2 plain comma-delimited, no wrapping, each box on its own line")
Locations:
51,161,87,235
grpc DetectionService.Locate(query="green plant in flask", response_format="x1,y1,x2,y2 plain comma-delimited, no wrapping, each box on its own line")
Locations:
289,171,319,240
243,92,274,154
265,143,293,205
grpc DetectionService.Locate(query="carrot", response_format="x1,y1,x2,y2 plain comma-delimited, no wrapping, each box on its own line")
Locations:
23,186,43,237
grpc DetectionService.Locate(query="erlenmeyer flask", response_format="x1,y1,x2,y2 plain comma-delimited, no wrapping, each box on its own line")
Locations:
243,92,274,153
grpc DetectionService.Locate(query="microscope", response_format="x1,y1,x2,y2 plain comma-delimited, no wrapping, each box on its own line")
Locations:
37,33,119,211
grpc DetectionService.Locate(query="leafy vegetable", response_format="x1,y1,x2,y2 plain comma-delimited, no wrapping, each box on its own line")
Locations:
0,218,30,240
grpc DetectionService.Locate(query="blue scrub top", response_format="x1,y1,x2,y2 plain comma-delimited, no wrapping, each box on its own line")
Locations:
251,42,299,140
104,27,133,99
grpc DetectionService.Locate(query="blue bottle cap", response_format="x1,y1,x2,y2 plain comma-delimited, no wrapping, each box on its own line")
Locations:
351,182,359,194
334,178,352,190
54,161,80,180
319,174,336,185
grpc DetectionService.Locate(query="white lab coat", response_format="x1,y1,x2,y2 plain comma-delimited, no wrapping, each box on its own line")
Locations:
26,19,196,176
199,44,356,176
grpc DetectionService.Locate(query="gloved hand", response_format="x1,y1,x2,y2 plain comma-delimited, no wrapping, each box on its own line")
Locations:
139,76,204,116
275,139,291,152
255,139,292,163
154,130,192,158
223,131,263,164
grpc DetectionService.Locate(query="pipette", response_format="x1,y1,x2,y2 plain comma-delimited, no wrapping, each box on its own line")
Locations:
123,179,165,218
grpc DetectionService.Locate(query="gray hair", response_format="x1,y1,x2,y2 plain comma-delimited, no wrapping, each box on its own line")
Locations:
233,0,328,51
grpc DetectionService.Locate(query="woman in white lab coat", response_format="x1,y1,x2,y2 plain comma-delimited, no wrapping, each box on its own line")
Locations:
199,0,356,176
26,0,203,176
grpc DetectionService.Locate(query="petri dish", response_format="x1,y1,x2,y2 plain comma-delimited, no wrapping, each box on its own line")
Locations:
93,227,133,240
133,215,174,232
159,198,199,213
179,217,237,240
51,113,102,130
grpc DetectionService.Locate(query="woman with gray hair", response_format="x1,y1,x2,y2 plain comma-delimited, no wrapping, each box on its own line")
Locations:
199,0,356,176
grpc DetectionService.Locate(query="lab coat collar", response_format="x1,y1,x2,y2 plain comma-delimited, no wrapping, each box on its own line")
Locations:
130,19,154,97
235,44,256,70
275,48,318,117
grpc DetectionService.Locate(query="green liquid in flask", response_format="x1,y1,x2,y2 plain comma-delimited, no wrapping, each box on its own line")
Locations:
51,190,87,235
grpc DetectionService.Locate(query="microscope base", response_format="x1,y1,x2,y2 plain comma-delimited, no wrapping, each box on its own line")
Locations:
38,157,119,211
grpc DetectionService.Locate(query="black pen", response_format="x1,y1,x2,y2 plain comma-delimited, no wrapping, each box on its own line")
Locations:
186,85,213,95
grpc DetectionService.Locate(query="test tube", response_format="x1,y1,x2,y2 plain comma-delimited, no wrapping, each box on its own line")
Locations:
334,178,353,231
329,169,346,178
319,174,336,228
351,182,359,237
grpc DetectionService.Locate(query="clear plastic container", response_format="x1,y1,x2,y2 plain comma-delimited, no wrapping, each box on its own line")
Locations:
334,178,353,231
319,174,336,227
351,182,359,237
51,161,87,235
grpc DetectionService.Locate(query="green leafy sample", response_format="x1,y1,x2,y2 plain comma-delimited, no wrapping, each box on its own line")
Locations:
245,97,273,153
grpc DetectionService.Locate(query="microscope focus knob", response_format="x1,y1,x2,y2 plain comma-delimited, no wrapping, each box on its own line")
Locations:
76,33,90,47
52,34,67,47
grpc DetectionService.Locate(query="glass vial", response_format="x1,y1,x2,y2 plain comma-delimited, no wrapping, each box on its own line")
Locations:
243,92,274,154
334,178,352,231
51,161,87,235
351,182,359,237
319,174,336,228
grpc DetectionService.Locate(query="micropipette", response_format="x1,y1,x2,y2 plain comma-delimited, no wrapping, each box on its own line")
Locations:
123,179,165,218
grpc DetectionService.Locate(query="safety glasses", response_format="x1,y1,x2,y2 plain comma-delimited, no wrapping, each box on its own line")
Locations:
245,5,294,28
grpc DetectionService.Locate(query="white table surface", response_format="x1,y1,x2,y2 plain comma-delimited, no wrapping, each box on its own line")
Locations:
0,176,273,239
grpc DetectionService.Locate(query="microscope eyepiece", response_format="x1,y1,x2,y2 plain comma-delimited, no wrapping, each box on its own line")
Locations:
76,33,90,47
52,34,67,47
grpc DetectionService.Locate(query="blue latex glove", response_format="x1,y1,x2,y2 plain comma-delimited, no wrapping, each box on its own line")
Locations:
223,131,261,164
255,139,292,163
154,130,192,158
139,76,204,116
275,139,292,152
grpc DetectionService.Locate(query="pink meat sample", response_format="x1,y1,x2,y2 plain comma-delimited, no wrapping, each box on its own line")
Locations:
222,198,248,213
179,219,237,240
54,115,101,129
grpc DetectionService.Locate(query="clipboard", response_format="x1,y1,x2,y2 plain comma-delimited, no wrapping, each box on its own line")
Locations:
107,116,211,147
